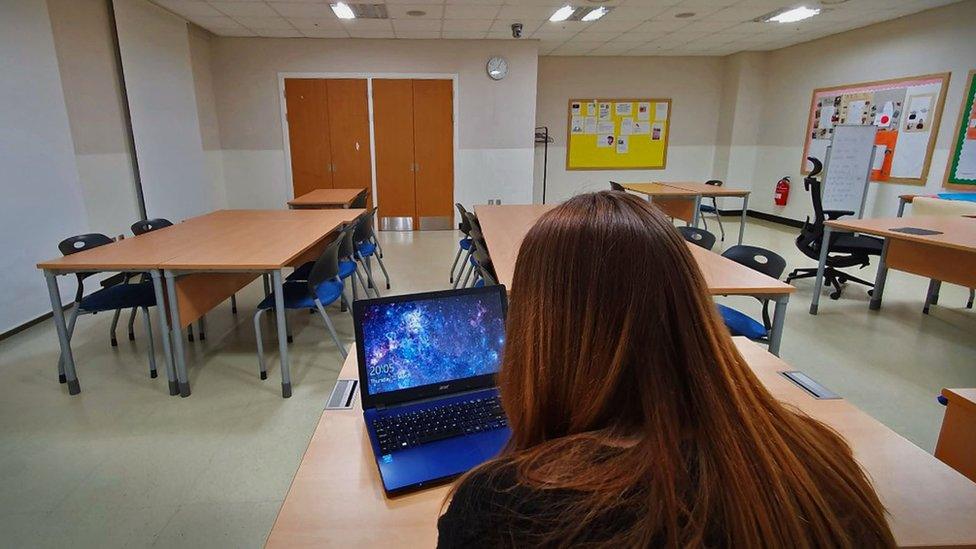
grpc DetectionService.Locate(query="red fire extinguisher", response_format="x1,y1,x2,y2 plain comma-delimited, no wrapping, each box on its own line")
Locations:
774,176,791,206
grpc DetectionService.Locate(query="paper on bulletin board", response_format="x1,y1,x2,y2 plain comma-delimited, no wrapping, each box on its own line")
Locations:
637,102,650,121
571,102,581,116
654,102,668,121
583,117,597,134
598,134,615,148
571,116,584,134
620,118,634,135
651,123,663,141
597,121,614,134
598,102,611,120
846,100,867,124
616,136,629,154
903,93,933,133
872,145,887,170
818,106,836,130
586,102,597,116
615,102,633,116
632,120,650,134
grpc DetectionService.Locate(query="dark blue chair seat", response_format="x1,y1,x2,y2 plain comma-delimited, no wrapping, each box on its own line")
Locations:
717,304,767,340
357,241,377,258
80,283,156,312
459,238,472,251
257,280,344,311
289,260,357,282
699,204,717,213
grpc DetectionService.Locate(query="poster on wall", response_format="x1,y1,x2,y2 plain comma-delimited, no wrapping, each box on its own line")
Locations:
944,70,976,188
802,73,950,185
566,97,672,170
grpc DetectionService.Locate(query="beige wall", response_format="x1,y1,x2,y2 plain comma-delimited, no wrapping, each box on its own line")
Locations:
534,55,726,202
209,37,539,210
750,0,976,219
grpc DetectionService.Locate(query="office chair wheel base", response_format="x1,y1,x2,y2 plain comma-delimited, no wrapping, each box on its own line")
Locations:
150,370,157,379
287,336,293,344
868,289,874,297
111,337,118,347
58,374,67,384
168,381,179,395
260,371,267,380
829,291,841,300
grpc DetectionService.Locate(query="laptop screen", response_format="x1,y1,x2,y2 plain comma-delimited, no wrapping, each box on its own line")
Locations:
355,287,507,401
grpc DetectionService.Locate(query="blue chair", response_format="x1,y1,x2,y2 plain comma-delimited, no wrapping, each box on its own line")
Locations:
454,210,485,289
698,180,725,242
468,240,498,288
354,209,390,292
678,226,716,250
716,245,786,342
288,224,368,308
57,233,158,381
253,237,348,383
450,203,474,284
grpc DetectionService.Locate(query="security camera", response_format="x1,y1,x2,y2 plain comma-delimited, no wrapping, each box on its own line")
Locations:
511,23,523,38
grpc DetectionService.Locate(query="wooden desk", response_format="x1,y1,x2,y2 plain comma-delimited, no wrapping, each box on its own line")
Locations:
656,181,750,244
810,216,976,315
898,193,976,216
936,388,976,483
620,183,702,226
288,188,367,209
37,209,363,397
475,205,794,355
267,339,976,548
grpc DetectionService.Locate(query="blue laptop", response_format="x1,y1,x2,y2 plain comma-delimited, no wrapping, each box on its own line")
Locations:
353,285,510,496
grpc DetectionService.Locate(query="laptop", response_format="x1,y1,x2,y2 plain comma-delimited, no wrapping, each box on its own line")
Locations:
352,285,510,496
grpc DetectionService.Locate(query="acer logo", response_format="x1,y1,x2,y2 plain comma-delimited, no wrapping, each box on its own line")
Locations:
439,385,450,390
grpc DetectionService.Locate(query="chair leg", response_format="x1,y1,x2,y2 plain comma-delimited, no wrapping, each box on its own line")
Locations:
374,254,392,290
140,307,157,379
358,255,381,297
187,324,194,342
286,311,293,344
110,309,122,347
127,307,137,341
968,289,974,309
231,293,238,315
453,260,472,289
253,308,268,380
712,198,725,241
197,316,206,341
699,212,708,232
340,288,351,314
449,246,463,283
353,266,371,299
314,298,347,359
461,262,474,288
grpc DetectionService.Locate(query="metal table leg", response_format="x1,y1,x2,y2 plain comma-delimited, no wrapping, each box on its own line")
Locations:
738,194,749,245
164,271,191,397
923,279,942,314
768,294,789,357
272,270,292,398
44,271,80,395
809,226,833,315
150,270,179,395
869,238,890,311
690,195,702,227
897,197,907,217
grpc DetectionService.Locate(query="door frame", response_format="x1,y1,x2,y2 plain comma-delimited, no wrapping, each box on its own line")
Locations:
277,72,460,220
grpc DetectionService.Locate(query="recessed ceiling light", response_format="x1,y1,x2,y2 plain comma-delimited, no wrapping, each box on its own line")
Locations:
675,12,696,18
549,5,575,22
331,2,355,20
581,6,608,21
763,6,821,23
406,10,426,17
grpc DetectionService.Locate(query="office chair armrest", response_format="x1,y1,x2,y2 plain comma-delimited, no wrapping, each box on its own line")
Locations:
824,209,855,220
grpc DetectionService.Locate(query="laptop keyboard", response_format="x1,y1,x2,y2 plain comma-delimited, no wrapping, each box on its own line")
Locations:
371,395,508,455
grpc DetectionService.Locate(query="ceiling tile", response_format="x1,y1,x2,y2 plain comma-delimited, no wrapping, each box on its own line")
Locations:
588,42,638,55
386,4,445,18
340,18,394,31
185,14,245,29
347,29,396,38
392,18,443,32
572,31,621,43
630,19,690,33
268,2,335,18
209,1,277,17
580,19,644,32
252,28,304,37
152,0,222,17
286,16,344,29
301,27,350,38
213,27,259,37
442,30,489,39
443,4,501,19
679,19,741,32
442,19,494,31
495,5,559,19
490,19,542,33
396,31,443,39
233,15,295,29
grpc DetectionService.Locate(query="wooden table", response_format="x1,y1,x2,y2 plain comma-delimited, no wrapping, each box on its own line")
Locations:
266,339,976,548
37,209,363,397
288,188,367,209
622,181,751,244
810,215,976,315
936,388,976,483
898,193,976,216
620,183,702,226
475,205,794,355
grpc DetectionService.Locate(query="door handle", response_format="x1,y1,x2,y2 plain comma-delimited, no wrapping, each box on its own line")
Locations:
415,163,420,173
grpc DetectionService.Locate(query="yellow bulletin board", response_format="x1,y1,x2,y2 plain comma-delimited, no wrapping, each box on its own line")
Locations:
566,98,671,170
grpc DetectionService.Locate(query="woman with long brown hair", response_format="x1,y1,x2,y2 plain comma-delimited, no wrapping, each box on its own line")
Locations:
437,191,894,548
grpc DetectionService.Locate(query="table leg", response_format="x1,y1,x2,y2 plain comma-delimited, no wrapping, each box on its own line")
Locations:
897,197,907,217
263,274,271,298
869,238,890,311
738,194,749,245
149,270,179,396
691,195,702,227
768,294,789,357
809,226,833,315
164,271,191,397
272,270,292,398
923,279,942,314
44,271,80,395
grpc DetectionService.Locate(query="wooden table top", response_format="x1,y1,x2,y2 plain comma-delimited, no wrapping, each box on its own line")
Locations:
475,205,793,296
656,181,751,197
288,188,366,208
826,215,976,254
267,338,976,548
942,388,976,415
37,209,364,272
621,182,700,197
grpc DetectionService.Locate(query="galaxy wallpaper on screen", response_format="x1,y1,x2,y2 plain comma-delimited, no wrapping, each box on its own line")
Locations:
361,294,506,395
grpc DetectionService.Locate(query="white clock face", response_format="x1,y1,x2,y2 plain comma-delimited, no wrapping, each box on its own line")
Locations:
486,57,508,80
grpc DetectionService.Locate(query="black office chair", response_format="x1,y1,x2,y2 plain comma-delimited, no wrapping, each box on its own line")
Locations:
698,179,725,241
718,245,787,343
785,158,883,300
678,226,716,251
609,181,626,192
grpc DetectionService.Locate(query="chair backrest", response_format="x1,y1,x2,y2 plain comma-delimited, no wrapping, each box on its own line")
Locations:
464,211,483,241
59,233,114,257
306,236,343,295
353,209,375,244
704,179,723,187
337,222,357,260
455,203,471,235
912,196,976,216
470,241,498,285
350,190,368,209
609,181,626,192
678,226,716,250
721,245,786,279
131,218,173,235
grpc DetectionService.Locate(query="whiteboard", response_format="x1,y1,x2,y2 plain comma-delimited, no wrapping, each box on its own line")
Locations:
821,125,877,216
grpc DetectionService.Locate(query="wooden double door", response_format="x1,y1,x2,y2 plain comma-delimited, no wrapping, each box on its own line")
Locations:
283,77,453,230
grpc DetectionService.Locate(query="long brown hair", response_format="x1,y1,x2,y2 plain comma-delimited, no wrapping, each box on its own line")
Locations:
460,191,894,547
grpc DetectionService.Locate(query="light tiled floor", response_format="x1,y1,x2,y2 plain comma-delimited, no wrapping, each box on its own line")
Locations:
0,218,973,547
